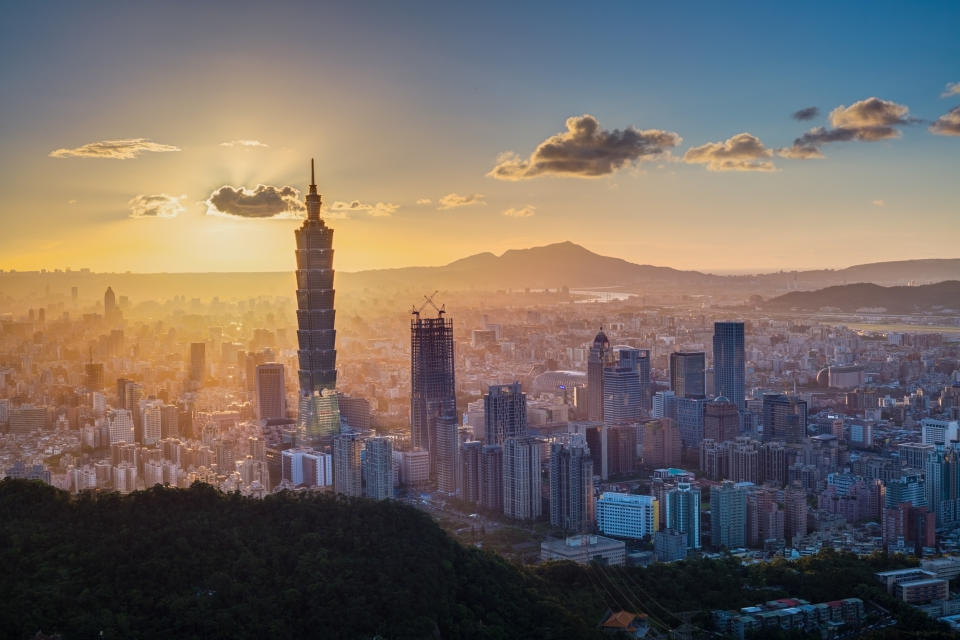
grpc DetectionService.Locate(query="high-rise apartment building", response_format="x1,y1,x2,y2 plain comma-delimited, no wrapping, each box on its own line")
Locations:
710,480,747,549
704,398,740,442
653,390,677,420
549,436,595,533
434,411,459,494
642,419,682,469
503,436,542,520
670,351,705,399
784,482,808,544
713,322,745,410
479,444,504,512
665,481,701,549
484,383,526,445
925,443,960,526
460,441,483,504
364,437,394,500
108,409,134,445
141,402,162,445
410,308,456,471
255,363,287,420
333,432,363,497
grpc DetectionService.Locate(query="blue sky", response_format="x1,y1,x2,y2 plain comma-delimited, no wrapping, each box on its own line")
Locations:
1,1,957,273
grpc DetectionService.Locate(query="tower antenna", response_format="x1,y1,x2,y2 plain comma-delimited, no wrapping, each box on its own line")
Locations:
310,158,316,188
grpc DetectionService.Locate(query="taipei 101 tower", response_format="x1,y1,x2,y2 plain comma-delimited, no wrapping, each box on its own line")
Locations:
295,160,342,444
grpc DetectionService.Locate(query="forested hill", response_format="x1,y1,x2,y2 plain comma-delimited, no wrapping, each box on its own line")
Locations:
0,480,599,640
0,480,954,640
764,280,960,313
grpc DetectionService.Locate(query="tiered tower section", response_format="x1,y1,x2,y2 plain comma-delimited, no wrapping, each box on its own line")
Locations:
295,160,337,396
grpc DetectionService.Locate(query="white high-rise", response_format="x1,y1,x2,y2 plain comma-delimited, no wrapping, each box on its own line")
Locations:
142,402,162,445
109,409,134,445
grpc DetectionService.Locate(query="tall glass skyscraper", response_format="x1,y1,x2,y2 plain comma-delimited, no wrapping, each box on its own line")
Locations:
670,351,705,399
713,322,745,410
295,161,341,443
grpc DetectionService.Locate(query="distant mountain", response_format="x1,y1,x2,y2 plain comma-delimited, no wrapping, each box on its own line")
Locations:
764,280,960,313
339,241,721,290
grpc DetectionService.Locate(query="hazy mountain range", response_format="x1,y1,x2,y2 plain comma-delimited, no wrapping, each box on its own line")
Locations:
2,241,959,303
764,281,960,313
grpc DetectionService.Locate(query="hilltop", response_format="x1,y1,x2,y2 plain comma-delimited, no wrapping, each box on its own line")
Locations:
765,280,960,313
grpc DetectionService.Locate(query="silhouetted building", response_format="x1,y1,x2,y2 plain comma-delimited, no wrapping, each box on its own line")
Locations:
587,329,612,422
704,398,740,442
762,394,807,444
189,342,206,383
480,444,504,512
603,348,646,424
84,363,104,390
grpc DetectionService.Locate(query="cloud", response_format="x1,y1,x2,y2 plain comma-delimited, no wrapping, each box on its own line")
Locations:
487,114,681,180
220,139,268,147
205,184,305,218
503,205,536,218
49,138,180,159
872,199,885,207
929,106,960,136
792,107,819,121
779,97,912,158
942,82,960,98
415,198,432,205
682,133,776,172
128,193,187,218
329,200,399,217
438,193,485,210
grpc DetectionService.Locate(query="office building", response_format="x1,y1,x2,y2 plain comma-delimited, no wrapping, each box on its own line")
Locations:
255,363,287,420
713,322,745,410
654,529,688,562
587,329,612,422
602,348,646,424
540,534,625,566
665,482,701,549
484,382,526,445
884,473,926,508
653,390,677,420
926,443,960,526
503,436,541,520
364,437,394,500
189,342,206,383
596,493,659,539
332,432,362,497
296,162,339,439
670,351,705,399
921,418,960,445
8,405,48,434
676,396,707,448
549,436,595,533
710,480,747,549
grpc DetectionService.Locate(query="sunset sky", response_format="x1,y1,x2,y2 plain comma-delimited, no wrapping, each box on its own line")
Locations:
1,1,958,274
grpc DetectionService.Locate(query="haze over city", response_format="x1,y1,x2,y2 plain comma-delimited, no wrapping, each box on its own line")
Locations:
3,2,960,639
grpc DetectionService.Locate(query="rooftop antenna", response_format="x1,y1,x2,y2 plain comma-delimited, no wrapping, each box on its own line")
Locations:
310,158,316,189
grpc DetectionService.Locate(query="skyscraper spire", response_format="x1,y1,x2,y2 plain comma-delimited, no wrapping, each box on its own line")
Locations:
305,157,322,221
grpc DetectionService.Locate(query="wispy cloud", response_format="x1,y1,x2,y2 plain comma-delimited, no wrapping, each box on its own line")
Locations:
220,139,268,147
779,97,912,158
488,114,681,180
683,133,776,172
929,106,960,136
129,193,187,218
67,199,78,205
941,82,960,98
415,198,432,205
205,185,305,218
503,205,536,218
49,138,180,159
329,200,399,217
872,199,885,207
438,193,485,210
792,107,819,121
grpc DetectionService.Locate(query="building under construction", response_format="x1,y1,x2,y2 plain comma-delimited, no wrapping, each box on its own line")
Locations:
410,297,456,478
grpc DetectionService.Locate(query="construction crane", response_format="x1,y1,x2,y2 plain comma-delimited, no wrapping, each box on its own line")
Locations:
411,290,445,318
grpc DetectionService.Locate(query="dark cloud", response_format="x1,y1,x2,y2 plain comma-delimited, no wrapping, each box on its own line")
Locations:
779,97,911,158
792,106,819,121
50,138,180,159
205,184,305,218
488,114,681,180
683,133,776,172
929,106,960,136
128,193,186,218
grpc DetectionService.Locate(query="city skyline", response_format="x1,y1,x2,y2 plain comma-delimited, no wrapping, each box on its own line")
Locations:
1,1,958,275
